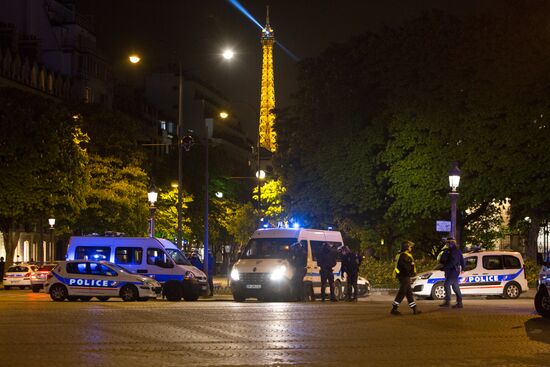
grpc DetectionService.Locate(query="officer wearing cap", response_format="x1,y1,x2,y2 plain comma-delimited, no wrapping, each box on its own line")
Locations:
439,237,465,308
391,241,421,315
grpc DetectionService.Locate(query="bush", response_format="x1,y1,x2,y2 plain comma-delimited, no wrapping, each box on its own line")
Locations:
524,259,540,288
360,257,438,288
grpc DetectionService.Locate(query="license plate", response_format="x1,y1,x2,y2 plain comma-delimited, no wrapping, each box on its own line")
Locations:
201,285,208,290
11,280,20,283
246,284,261,289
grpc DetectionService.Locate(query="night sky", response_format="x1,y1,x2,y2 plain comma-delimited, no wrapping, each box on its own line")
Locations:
76,0,498,138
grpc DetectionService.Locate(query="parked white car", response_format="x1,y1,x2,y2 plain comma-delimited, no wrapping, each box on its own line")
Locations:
412,250,528,300
3,264,38,290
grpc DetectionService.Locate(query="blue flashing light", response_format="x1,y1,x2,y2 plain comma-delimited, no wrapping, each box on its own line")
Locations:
263,224,269,228
328,226,333,230
292,223,300,229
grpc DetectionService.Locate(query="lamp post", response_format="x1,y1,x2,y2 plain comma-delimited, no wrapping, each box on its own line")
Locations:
148,185,158,238
448,162,462,244
48,218,55,261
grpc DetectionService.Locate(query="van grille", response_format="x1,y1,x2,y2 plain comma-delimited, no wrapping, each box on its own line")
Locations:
240,272,270,284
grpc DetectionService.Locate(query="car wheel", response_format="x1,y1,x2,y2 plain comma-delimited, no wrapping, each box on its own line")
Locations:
120,284,139,302
535,288,550,317
334,280,343,300
137,297,149,302
31,285,40,293
79,296,92,302
19,286,26,290
233,292,246,302
97,296,110,302
503,282,521,299
431,282,446,300
49,284,68,302
163,280,183,302
4,286,11,290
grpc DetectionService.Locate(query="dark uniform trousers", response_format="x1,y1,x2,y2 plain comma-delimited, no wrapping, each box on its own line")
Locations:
393,276,416,308
320,267,335,300
292,267,307,301
346,271,359,300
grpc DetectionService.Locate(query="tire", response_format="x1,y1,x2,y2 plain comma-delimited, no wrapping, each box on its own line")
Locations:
19,286,26,290
233,292,246,302
4,286,11,290
163,280,183,302
49,284,68,302
97,296,110,302
535,288,550,317
334,280,344,300
137,297,149,302
31,285,41,293
503,282,521,299
431,282,446,300
79,296,92,302
120,284,139,302
183,290,200,301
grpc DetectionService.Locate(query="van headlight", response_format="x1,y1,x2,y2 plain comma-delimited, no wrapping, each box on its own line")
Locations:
270,265,287,281
419,272,432,280
184,271,195,280
230,268,240,281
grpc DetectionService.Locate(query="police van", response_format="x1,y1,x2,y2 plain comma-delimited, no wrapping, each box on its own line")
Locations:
411,250,528,300
230,228,367,301
535,259,550,317
66,237,208,301
44,260,161,302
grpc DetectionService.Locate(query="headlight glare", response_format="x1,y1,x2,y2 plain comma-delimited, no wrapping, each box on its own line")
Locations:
230,268,240,281
270,265,287,281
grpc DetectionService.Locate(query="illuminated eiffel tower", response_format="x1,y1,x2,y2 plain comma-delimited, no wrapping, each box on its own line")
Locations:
259,6,276,153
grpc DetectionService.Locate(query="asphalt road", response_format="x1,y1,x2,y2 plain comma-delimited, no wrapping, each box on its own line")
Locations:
1,290,550,367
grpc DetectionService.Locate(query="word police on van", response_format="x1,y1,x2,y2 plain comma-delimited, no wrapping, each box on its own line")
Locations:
66,236,209,301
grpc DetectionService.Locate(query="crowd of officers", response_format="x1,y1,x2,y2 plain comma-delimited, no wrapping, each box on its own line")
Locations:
289,241,362,302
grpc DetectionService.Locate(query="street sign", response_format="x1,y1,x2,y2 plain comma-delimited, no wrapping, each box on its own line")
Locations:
436,220,451,232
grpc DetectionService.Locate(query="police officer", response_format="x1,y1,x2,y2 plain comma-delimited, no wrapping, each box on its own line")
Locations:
317,242,338,302
190,251,203,270
391,241,421,315
439,237,465,308
289,241,308,301
341,246,362,301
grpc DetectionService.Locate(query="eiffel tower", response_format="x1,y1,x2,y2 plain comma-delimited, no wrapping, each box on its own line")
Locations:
259,6,276,153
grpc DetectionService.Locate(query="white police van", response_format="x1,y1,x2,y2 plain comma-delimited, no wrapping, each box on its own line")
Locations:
44,260,162,302
412,250,528,300
66,237,208,301
230,228,367,301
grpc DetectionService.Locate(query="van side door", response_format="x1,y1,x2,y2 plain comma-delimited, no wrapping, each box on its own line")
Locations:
145,248,176,282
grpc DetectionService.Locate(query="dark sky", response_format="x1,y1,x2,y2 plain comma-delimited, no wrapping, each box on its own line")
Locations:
76,0,497,138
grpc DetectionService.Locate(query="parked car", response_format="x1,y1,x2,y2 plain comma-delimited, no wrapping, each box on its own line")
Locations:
3,264,39,290
30,264,58,293
411,250,528,300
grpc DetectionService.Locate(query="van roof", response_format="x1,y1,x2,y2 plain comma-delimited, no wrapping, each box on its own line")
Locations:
68,236,177,249
252,228,343,242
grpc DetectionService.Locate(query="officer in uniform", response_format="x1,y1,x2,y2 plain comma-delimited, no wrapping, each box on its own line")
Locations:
391,241,421,315
317,242,338,302
341,246,362,301
289,241,308,301
439,237,465,308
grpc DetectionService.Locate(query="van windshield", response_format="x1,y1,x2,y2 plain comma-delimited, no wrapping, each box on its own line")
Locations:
241,238,297,259
166,248,191,265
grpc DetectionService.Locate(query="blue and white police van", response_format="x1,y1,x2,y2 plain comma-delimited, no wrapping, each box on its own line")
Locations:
411,250,528,300
44,260,162,302
65,237,208,301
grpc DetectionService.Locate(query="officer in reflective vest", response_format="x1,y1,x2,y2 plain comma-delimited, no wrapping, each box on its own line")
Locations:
391,241,421,315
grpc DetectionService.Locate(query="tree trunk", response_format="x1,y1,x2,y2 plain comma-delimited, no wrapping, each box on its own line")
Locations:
526,217,541,262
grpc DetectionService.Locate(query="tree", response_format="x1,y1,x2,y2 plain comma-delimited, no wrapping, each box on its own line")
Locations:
154,186,193,243
0,88,88,269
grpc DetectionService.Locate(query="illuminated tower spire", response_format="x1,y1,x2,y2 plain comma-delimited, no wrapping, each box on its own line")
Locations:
259,6,276,153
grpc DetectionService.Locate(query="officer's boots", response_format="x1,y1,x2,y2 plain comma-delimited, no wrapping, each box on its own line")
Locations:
412,306,422,315
390,305,401,315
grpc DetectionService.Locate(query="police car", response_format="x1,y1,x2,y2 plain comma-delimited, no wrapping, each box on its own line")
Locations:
411,250,528,300
44,260,162,302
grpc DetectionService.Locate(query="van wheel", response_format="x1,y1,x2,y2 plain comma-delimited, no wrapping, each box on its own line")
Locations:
164,280,183,301
183,290,200,301
334,280,343,300
137,297,149,302
535,288,550,317
19,286,26,290
233,292,246,302
49,284,68,302
120,284,139,302
79,296,92,302
97,296,110,302
31,285,40,293
431,282,446,300
4,286,11,290
503,282,521,299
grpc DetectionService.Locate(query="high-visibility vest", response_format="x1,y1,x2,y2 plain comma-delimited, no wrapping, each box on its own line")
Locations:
393,251,415,278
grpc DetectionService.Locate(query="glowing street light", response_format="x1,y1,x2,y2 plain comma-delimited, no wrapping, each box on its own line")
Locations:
222,49,235,60
219,111,229,119
148,185,158,238
128,54,141,64
448,162,462,243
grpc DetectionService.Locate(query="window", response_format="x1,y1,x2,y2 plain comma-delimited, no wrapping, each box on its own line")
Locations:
75,246,111,261
241,238,295,259
503,255,521,269
7,266,29,273
463,256,478,272
483,255,503,270
147,248,169,265
89,262,117,276
115,247,143,265
66,263,88,274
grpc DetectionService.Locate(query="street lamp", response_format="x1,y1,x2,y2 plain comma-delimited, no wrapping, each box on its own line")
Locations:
448,162,462,244
128,53,184,249
148,185,158,238
48,218,55,261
